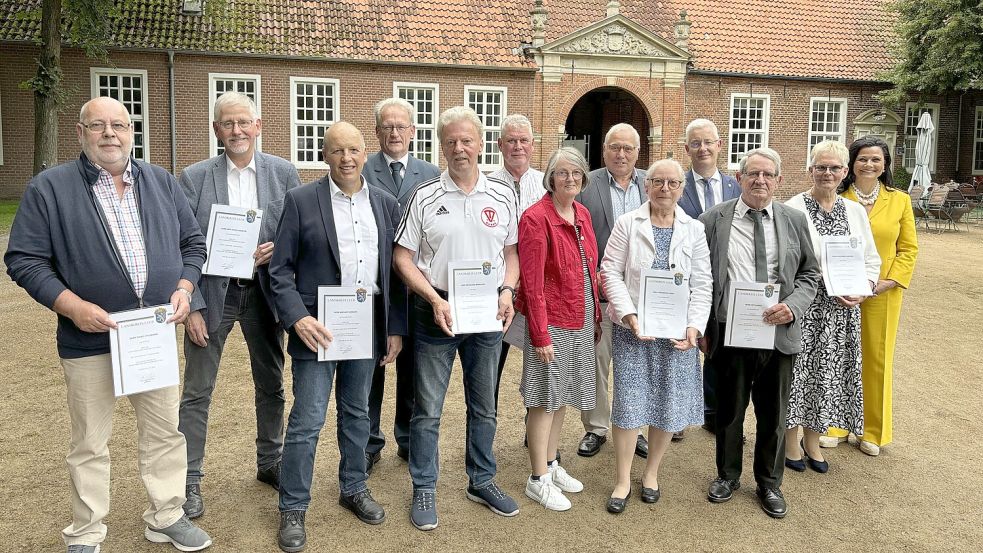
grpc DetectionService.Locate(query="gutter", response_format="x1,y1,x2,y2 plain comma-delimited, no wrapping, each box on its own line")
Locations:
167,49,177,175
688,68,891,86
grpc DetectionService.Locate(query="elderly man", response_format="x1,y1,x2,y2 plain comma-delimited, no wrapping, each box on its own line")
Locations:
698,147,820,519
178,91,301,518
362,97,440,472
574,123,649,458
678,118,741,438
5,97,212,552
271,122,406,552
487,113,545,409
394,106,521,531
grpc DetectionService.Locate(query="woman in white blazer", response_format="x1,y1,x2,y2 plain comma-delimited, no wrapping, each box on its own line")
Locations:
781,140,881,473
600,159,712,513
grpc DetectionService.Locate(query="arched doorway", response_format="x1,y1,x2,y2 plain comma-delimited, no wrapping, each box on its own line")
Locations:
563,87,650,171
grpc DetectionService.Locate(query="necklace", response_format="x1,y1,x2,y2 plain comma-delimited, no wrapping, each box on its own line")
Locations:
854,182,880,206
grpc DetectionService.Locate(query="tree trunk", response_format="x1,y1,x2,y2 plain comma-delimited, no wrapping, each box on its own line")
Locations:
33,0,62,176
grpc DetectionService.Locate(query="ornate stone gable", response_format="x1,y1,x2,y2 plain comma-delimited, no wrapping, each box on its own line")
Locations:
555,23,668,57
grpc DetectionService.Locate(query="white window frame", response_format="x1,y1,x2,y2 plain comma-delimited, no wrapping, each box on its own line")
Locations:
394,81,440,165
288,77,340,170
90,67,150,162
465,85,508,171
806,97,848,168
208,73,262,158
973,106,983,176
727,93,770,170
903,102,940,172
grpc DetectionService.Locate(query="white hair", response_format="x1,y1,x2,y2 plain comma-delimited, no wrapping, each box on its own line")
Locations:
685,118,720,140
604,123,640,147
437,106,483,140
501,114,533,135
374,97,416,126
213,91,258,121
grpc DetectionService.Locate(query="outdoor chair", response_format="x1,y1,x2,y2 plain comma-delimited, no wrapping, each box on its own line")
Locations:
945,188,972,231
908,186,930,229
925,186,955,233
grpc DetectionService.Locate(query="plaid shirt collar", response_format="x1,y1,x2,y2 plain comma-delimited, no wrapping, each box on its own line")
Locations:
79,152,139,186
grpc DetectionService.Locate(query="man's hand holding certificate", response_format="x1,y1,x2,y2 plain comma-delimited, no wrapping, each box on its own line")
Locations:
724,282,781,350
110,305,180,396
820,236,872,297
202,205,264,278
448,260,501,335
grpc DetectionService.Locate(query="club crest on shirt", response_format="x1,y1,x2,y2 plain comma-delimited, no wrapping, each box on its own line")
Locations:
356,288,367,302
154,307,167,323
674,272,684,286
850,236,859,249
246,209,257,223
481,207,498,228
764,285,775,298
482,261,492,275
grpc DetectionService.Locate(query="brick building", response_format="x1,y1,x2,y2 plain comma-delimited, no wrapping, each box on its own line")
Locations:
1,0,980,199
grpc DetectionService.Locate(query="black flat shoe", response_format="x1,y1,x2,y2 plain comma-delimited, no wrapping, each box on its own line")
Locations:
756,486,788,519
578,432,606,457
802,439,829,473
640,485,660,504
635,435,649,458
606,488,631,514
784,457,806,472
707,478,740,503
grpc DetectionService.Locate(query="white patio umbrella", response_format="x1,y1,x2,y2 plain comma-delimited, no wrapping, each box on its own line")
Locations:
908,111,935,196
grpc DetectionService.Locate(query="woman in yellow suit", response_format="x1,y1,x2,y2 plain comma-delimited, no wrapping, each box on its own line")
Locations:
823,136,918,456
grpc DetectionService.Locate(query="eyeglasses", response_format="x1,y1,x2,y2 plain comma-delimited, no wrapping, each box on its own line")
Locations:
380,125,412,134
605,144,637,154
217,119,255,131
646,178,683,190
812,165,845,174
742,170,778,181
688,139,719,150
504,138,532,147
80,121,130,133
554,169,584,180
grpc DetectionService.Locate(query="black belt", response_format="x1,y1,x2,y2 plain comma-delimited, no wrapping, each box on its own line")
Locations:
234,277,256,287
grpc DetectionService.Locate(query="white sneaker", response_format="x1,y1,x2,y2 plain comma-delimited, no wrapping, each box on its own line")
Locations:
525,474,571,511
548,463,584,493
819,436,847,448
859,440,881,456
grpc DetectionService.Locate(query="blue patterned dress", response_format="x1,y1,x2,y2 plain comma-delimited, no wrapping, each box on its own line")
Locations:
611,226,704,431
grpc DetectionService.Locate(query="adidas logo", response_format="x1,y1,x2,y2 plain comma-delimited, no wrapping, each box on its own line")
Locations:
435,205,450,215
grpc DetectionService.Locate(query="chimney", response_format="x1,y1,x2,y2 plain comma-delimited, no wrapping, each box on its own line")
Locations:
181,0,204,16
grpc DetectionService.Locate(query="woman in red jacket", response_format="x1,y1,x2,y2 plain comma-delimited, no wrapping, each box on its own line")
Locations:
516,147,601,512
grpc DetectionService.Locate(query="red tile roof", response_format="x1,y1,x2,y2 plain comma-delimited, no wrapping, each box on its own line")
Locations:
0,0,895,80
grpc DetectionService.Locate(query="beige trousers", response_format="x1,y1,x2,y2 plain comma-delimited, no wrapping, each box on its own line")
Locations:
60,354,187,546
581,316,613,435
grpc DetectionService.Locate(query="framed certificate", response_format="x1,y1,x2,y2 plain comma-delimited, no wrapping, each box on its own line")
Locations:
820,236,872,297
109,305,180,396
724,281,780,350
202,205,263,279
637,268,689,340
447,260,502,335
317,286,374,361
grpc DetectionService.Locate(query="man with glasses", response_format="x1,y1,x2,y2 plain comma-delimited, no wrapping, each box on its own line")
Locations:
177,91,302,518
5,96,212,551
698,147,819,519
679,119,741,439
362,97,440,473
574,123,649,459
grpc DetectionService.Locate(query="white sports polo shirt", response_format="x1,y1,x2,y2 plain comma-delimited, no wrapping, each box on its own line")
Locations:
395,171,518,291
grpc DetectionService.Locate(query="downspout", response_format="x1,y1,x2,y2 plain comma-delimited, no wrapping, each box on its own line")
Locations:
955,92,964,174
168,49,177,175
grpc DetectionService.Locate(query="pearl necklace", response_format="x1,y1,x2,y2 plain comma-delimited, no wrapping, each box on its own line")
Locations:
854,182,880,206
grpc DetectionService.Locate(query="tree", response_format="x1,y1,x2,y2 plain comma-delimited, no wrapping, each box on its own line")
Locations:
878,0,983,107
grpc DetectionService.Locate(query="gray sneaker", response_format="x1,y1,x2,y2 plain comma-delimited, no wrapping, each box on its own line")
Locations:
183,483,204,519
410,489,438,531
466,482,519,517
144,515,213,551
67,546,100,553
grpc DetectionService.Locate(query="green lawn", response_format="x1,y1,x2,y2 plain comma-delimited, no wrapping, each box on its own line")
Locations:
0,200,18,235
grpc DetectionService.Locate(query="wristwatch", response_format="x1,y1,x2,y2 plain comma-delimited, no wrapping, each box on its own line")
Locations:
176,287,193,298
498,285,516,299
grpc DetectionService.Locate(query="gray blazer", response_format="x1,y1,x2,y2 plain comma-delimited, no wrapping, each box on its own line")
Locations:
678,169,741,219
362,151,440,207
698,198,821,356
180,151,302,332
576,167,648,267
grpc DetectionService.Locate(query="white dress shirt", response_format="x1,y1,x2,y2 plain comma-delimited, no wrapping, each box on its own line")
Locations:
727,197,779,284
226,154,259,209
691,169,724,211
382,152,410,178
330,177,380,294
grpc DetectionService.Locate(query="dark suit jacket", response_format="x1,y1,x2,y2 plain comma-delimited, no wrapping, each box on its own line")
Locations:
269,176,408,360
180,151,302,332
362,151,440,207
678,169,741,219
699,198,820,356
575,167,647,267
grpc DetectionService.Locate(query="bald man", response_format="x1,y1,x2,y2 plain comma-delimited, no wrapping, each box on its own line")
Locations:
5,97,212,552
269,122,407,551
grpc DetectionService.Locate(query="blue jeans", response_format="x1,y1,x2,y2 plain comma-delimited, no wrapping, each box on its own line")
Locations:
278,356,375,512
409,296,502,491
